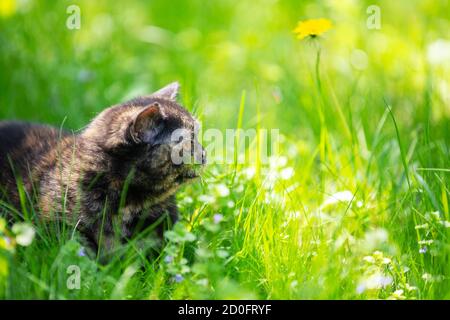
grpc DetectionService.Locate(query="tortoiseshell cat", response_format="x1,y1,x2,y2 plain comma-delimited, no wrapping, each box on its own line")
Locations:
0,82,206,256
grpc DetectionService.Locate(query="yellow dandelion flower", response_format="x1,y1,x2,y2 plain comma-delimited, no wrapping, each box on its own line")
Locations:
293,18,332,40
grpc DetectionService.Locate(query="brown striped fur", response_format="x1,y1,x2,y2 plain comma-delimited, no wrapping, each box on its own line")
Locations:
0,82,205,256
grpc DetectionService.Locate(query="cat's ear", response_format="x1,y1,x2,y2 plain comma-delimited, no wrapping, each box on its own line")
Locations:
130,102,164,143
152,82,180,101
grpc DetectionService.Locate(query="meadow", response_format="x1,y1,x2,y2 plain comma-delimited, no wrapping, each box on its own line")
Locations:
0,0,449,299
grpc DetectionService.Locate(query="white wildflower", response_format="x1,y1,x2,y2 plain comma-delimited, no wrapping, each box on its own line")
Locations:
280,167,294,180
405,284,417,291
290,280,298,289
426,39,450,66
360,229,389,252
321,190,354,209
363,256,376,264
269,155,287,169
422,273,432,281
357,272,393,293
418,239,434,245
183,196,193,204
215,184,230,197
243,167,256,180
439,221,450,228
389,289,406,300
198,194,215,204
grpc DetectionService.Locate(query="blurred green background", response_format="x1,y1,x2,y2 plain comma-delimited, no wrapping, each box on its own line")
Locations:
0,0,449,300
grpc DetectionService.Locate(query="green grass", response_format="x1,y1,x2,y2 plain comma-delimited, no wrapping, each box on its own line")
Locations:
0,0,449,299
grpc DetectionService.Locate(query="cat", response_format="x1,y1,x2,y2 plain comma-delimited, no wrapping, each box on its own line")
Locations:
0,82,206,257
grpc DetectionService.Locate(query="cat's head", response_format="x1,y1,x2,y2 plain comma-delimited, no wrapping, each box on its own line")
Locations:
82,82,206,196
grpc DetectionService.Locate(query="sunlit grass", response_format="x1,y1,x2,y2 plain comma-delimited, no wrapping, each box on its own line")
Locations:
0,0,449,299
